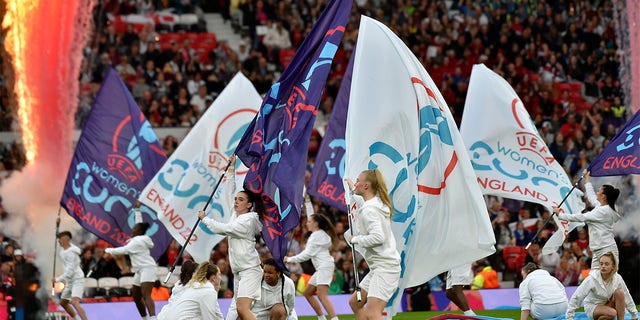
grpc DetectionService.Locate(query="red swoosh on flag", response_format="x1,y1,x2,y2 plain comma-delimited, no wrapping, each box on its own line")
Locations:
411,77,444,111
511,98,526,129
417,152,458,195
112,115,132,152
325,26,345,37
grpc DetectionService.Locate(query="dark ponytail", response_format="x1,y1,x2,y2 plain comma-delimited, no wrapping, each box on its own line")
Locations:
241,190,266,220
601,184,620,210
312,214,338,246
135,222,151,234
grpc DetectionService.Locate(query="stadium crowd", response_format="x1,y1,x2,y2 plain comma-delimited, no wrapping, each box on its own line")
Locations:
1,0,640,317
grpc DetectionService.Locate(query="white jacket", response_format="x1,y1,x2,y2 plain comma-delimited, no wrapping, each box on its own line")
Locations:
566,270,638,320
345,195,401,272
202,212,261,273
56,244,84,283
157,282,187,318
157,281,223,320
168,282,188,304
287,230,334,271
201,170,261,273
252,276,298,320
558,182,620,251
519,269,567,310
105,235,156,272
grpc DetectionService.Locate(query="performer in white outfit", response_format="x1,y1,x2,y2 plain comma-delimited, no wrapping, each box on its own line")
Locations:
199,154,263,320
518,262,568,320
565,252,638,320
252,258,297,320
106,221,156,319
344,169,401,320
554,169,621,269
157,259,198,318
53,230,88,320
446,264,476,316
284,205,338,320
157,261,223,320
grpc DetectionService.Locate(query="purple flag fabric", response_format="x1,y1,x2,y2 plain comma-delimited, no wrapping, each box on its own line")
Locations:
307,48,355,211
61,69,171,259
589,110,638,176
235,0,351,266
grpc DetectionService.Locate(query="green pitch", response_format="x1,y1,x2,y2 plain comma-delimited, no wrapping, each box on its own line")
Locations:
300,309,522,320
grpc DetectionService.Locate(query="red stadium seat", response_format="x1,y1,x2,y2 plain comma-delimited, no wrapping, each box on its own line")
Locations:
279,49,296,69
528,73,540,82
502,246,527,272
183,32,199,43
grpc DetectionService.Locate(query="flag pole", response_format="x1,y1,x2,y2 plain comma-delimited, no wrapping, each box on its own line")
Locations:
51,206,62,296
163,156,234,283
525,174,584,250
346,201,362,302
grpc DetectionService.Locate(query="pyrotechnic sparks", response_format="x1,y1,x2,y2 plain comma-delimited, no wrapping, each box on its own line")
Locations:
0,0,96,304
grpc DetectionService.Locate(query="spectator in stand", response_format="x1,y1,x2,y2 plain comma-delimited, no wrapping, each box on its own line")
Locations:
539,249,560,276
582,73,602,104
189,84,211,116
471,260,500,290
555,251,579,286
513,221,531,247
600,74,621,103
151,280,171,301
525,242,542,266
519,262,568,320
80,248,95,277
263,19,291,61
0,243,14,263
215,259,233,298
575,228,590,250
116,55,137,80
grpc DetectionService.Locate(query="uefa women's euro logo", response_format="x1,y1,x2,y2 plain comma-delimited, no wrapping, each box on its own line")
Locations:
366,77,458,223
208,108,258,172
511,98,555,166
108,113,164,184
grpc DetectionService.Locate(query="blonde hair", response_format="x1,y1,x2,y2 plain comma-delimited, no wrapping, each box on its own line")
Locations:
364,169,394,220
599,251,618,273
189,261,219,286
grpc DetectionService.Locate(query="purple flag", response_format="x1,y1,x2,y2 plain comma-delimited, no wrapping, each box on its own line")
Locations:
307,48,355,211
590,109,639,176
61,69,171,259
235,0,351,266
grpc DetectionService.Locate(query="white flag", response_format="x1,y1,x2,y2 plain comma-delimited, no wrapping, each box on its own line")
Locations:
460,64,583,254
345,16,496,316
139,73,262,262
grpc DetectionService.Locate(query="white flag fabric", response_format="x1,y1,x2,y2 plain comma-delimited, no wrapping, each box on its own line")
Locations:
460,64,583,254
139,73,262,262
345,16,496,316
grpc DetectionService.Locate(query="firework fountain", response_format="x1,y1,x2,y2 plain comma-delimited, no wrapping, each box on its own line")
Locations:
612,0,640,241
0,0,95,302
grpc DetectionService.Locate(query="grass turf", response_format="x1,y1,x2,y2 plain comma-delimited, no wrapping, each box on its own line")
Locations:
299,309,522,320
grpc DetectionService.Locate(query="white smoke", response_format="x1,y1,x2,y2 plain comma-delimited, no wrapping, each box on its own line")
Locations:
0,163,83,295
